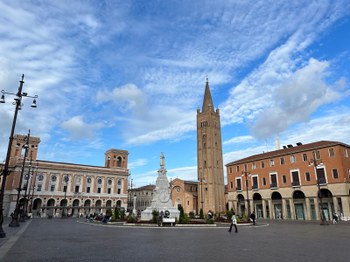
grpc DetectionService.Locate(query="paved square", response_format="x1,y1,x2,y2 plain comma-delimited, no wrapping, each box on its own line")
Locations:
0,218,349,262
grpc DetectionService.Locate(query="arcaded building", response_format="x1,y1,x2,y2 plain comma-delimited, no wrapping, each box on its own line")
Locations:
0,134,129,218
226,141,350,221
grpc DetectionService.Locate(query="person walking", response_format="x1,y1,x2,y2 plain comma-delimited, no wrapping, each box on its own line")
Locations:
228,212,238,233
250,212,256,225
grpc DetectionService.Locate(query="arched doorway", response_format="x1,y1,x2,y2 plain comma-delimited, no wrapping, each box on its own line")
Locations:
47,198,55,218
252,193,263,218
32,198,42,217
293,190,305,220
72,199,80,217
237,194,245,217
271,192,283,219
319,188,333,221
95,200,102,214
116,200,122,208
84,199,91,215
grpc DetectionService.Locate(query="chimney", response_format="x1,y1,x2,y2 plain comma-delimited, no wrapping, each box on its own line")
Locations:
275,138,281,150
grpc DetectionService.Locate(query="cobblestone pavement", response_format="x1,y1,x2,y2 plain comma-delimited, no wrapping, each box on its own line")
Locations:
0,217,349,262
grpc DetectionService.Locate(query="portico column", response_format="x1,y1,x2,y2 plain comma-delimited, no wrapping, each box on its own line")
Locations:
314,197,321,220
332,197,339,213
305,198,312,220
268,199,273,219
282,199,287,220
341,197,350,218
262,199,267,218
289,199,296,220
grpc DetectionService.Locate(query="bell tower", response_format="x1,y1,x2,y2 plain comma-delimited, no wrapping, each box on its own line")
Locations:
197,79,225,214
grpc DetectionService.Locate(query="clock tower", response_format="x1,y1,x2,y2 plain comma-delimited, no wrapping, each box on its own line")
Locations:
197,79,225,214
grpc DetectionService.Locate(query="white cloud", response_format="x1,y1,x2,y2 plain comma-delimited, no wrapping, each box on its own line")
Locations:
61,115,102,139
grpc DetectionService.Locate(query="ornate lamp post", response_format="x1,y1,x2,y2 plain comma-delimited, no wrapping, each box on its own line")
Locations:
0,74,37,238
62,175,69,217
22,158,33,219
309,151,328,225
242,171,251,217
10,130,30,226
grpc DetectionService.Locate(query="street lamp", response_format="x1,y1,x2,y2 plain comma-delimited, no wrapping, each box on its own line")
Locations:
28,163,38,215
62,175,69,218
10,130,31,226
22,158,33,220
309,151,328,225
242,171,251,217
0,74,38,238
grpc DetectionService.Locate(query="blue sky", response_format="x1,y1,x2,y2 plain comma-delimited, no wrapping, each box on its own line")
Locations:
1,0,350,188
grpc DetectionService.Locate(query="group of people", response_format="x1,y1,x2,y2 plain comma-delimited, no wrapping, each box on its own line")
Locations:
228,211,256,233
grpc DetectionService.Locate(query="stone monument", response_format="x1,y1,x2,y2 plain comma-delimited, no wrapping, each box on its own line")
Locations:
141,152,180,221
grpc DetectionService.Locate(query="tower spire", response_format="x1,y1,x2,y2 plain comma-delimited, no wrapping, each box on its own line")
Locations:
202,78,214,112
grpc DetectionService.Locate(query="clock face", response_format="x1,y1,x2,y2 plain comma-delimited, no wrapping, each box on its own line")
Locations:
158,190,169,203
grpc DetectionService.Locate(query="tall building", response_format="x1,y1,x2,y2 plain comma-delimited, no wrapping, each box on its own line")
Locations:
197,79,225,214
226,141,350,221
0,134,129,218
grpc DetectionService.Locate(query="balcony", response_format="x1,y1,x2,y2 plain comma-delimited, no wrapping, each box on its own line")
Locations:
270,183,277,189
292,181,300,187
317,178,327,185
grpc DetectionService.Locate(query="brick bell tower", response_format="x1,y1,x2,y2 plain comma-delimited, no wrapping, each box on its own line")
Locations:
197,79,225,214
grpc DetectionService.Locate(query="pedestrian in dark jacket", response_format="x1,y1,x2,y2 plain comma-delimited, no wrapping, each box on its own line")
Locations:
250,212,256,225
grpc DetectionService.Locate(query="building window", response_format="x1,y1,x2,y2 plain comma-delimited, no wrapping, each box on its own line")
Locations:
280,158,285,165
98,178,102,184
38,175,44,181
282,175,287,184
344,149,349,158
305,172,311,182
50,185,55,192
63,185,67,193
328,148,335,158
316,168,326,184
236,165,240,172
291,171,300,186
118,180,122,185
117,188,121,194
270,173,277,188
117,156,122,167
270,159,275,167
236,178,242,190
97,188,101,193
108,180,112,185
51,175,57,182
230,181,233,189
108,188,111,194
302,154,308,162
252,162,256,170
87,177,92,183
290,155,296,163
261,161,265,168
229,167,232,173
315,150,321,160
75,186,79,193
332,169,339,179
87,187,90,193
252,176,258,189
37,184,42,191
262,177,266,186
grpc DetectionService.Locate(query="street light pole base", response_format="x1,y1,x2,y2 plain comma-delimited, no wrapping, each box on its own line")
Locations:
9,218,20,227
